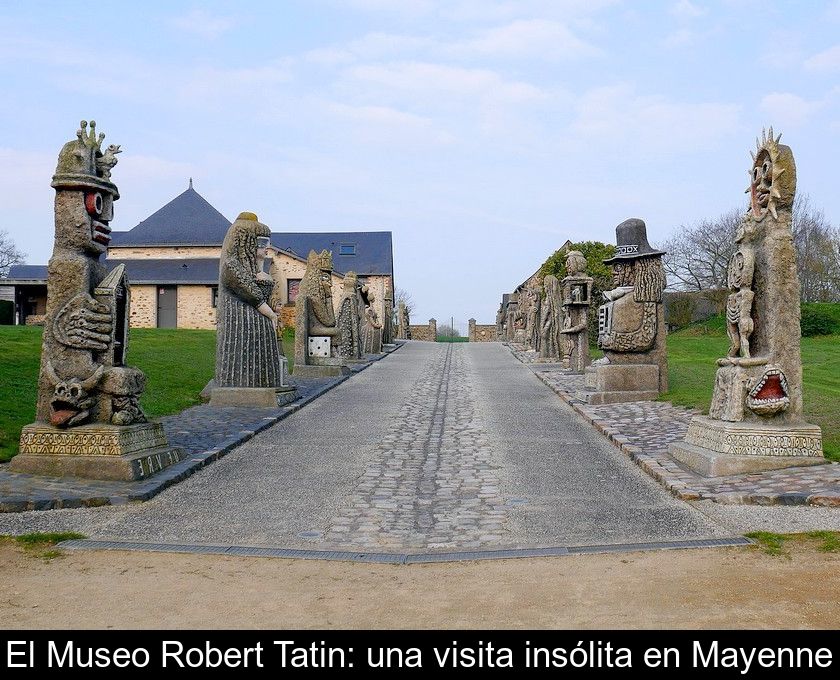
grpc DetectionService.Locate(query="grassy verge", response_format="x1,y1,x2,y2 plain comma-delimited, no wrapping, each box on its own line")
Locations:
0,327,296,462
745,531,840,557
1,531,86,561
662,316,840,462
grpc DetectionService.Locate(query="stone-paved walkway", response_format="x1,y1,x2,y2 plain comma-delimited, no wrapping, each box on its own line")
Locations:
0,353,394,511
0,342,728,549
533,366,840,507
326,344,506,550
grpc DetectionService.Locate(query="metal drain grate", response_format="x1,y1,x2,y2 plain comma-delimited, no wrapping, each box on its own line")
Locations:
58,536,752,563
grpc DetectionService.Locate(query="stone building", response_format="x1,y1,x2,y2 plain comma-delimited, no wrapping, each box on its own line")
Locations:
1,183,394,330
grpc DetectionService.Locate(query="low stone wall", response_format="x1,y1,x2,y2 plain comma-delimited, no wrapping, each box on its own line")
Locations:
468,319,498,342
24,315,46,326
410,324,434,341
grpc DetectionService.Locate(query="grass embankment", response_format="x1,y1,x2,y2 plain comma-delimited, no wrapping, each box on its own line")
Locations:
0,326,296,462
663,307,840,462
746,531,840,556
1,532,86,561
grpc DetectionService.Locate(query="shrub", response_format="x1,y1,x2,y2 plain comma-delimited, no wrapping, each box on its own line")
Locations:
800,305,839,337
0,300,12,325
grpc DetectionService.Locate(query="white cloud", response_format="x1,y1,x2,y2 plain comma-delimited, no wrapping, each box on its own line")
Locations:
759,92,822,128
169,9,236,39
664,29,695,48
328,103,455,144
447,19,601,60
804,44,840,72
669,0,707,20
347,62,545,104
570,84,740,153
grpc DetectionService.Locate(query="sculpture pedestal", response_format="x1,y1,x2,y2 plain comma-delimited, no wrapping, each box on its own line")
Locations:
209,386,297,408
577,364,660,404
293,357,351,378
12,421,183,481
669,415,825,477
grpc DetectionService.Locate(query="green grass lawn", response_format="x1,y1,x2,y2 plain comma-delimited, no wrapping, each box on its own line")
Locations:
663,314,840,462
0,326,295,462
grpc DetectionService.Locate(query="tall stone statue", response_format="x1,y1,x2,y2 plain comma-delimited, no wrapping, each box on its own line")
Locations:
558,250,593,372
526,287,542,352
293,249,348,377
539,276,562,359
382,279,394,345
579,219,667,404
396,300,410,340
670,128,824,475
12,120,182,480
336,272,363,360
210,212,295,407
361,289,383,354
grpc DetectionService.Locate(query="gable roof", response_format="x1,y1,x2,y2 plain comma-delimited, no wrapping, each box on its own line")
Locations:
272,232,393,276
109,186,231,246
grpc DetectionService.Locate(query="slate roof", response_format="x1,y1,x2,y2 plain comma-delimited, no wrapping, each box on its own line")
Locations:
272,232,393,276
109,186,231,246
4,260,220,285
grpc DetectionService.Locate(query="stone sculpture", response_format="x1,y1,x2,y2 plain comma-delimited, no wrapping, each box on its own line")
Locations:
539,275,562,359
579,219,667,403
526,287,542,352
670,128,824,475
293,249,348,376
337,272,363,360
361,289,383,354
210,212,295,407
396,301,410,340
12,120,182,480
382,280,394,345
558,250,593,372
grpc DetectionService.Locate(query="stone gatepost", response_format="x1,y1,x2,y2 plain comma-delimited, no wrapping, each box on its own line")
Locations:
429,318,437,339
669,128,825,476
468,318,476,342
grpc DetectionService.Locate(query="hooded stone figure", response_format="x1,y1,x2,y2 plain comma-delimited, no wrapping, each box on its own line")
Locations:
337,272,363,360
539,275,562,359
215,212,285,389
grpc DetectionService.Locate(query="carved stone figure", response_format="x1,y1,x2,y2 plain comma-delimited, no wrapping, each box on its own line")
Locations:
12,120,182,481
578,219,668,403
558,250,593,372
527,287,542,352
670,128,824,475
539,276,562,359
337,272,363,360
361,289,383,354
396,301,410,340
293,250,348,376
382,280,395,345
210,212,295,407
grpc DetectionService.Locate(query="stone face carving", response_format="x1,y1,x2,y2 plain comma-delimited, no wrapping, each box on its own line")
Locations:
579,219,668,404
211,212,294,406
670,128,824,475
539,276,562,359
12,120,182,481
293,250,349,376
558,250,593,372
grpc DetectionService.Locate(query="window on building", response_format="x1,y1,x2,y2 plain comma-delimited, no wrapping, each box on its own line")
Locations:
211,286,218,308
339,244,356,256
287,279,301,303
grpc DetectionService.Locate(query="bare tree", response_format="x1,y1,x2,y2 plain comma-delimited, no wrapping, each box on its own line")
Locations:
394,287,415,316
0,230,25,278
662,208,742,291
436,323,460,338
792,193,840,302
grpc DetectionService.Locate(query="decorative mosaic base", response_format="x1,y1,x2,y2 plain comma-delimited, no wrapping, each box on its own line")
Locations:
12,422,183,481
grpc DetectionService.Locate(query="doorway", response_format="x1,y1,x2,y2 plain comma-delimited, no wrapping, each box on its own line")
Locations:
156,286,178,328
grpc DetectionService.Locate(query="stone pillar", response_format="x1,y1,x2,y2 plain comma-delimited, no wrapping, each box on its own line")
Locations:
669,128,824,476
429,318,437,339
468,318,476,342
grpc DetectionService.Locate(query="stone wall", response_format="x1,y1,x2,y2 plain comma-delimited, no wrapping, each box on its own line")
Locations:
130,285,157,328
409,319,437,342
177,285,217,329
108,246,221,259
468,319,498,342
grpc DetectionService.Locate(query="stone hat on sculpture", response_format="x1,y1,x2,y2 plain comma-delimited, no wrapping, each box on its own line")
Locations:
603,218,665,263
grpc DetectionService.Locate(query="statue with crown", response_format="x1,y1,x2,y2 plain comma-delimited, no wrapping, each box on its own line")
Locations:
293,249,351,377
11,120,183,480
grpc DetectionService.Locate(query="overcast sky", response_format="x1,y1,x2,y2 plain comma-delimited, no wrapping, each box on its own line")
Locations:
2,1,839,329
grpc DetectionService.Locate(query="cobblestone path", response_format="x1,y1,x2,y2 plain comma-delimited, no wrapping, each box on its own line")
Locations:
326,344,506,549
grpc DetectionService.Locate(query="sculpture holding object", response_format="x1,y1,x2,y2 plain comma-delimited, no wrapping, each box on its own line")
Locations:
558,250,593,372
12,120,182,481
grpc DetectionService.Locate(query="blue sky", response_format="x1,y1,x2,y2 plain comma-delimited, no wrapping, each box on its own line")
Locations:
2,1,839,328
